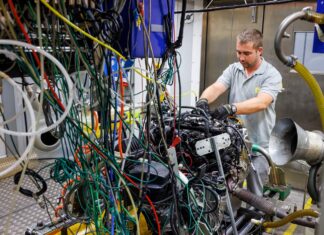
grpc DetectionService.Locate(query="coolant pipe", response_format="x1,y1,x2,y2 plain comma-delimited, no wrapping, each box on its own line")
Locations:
274,8,324,130
252,144,280,185
232,188,317,228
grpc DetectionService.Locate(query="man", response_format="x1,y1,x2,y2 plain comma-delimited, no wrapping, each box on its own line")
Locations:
197,28,282,195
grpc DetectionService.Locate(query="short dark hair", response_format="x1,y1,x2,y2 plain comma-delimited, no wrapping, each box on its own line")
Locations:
237,29,263,49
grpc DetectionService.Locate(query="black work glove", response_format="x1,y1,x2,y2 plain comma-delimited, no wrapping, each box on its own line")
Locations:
212,104,237,120
196,98,209,113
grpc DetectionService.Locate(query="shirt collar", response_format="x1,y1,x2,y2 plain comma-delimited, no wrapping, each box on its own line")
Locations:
236,57,266,75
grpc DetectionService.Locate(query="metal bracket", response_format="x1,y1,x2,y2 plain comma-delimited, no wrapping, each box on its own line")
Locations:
195,133,231,156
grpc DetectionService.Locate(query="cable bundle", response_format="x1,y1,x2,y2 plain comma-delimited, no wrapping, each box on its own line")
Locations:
0,1,254,235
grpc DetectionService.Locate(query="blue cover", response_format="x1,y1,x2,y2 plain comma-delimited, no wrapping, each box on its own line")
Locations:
313,0,324,53
119,0,175,58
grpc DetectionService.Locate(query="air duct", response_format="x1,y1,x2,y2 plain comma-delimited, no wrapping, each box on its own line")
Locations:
269,118,324,166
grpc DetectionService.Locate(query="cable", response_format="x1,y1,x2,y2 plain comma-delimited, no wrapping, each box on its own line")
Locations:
0,40,74,137
8,0,66,111
14,169,47,197
40,0,126,60
0,71,36,177
175,0,297,14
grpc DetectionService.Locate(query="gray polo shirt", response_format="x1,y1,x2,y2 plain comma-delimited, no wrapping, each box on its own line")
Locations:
217,59,282,150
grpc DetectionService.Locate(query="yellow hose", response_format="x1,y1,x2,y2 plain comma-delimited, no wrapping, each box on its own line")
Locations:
293,61,324,130
304,11,324,24
262,209,319,228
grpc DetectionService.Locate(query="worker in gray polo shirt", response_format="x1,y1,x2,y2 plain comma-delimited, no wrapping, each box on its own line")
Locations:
196,28,282,196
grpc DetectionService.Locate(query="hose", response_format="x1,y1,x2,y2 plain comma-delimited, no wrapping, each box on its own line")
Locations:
274,9,324,130
232,188,317,228
251,144,280,185
293,61,324,130
307,163,321,203
303,10,324,24
262,209,319,228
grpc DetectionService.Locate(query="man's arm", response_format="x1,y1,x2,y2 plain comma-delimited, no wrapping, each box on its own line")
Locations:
234,92,273,115
200,81,228,104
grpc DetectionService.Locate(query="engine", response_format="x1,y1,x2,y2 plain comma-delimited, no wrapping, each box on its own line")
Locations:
123,108,252,234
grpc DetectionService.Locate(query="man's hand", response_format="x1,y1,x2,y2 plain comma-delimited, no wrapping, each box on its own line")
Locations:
196,98,209,113
212,104,237,120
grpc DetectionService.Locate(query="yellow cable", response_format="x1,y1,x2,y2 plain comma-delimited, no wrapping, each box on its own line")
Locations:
39,0,126,60
40,0,158,84
134,69,153,82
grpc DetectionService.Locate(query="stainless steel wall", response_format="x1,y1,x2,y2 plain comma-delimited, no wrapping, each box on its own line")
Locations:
202,1,324,130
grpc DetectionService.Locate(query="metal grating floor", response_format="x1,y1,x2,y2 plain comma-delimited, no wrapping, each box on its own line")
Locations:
0,159,317,235
0,160,61,235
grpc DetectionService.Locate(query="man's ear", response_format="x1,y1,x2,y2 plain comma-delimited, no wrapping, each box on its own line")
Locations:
257,47,263,56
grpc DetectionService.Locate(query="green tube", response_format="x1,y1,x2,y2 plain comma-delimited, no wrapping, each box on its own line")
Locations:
293,61,324,130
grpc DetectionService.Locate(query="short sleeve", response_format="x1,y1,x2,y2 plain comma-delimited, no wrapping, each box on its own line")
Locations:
217,65,233,89
260,69,283,101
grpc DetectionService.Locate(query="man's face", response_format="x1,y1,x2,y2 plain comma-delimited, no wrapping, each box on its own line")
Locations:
236,41,263,69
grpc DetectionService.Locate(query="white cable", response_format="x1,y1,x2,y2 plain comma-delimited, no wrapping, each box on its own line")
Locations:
0,71,36,177
120,73,135,172
0,39,74,136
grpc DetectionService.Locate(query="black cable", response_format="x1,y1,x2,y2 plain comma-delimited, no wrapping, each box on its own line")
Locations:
21,76,29,150
173,0,187,49
175,55,182,134
261,4,266,35
170,202,180,235
42,95,66,139
180,106,209,119
225,124,250,154
175,0,297,14
14,169,48,198
190,185,219,214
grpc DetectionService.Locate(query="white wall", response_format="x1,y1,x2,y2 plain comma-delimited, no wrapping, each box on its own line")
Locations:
175,0,204,106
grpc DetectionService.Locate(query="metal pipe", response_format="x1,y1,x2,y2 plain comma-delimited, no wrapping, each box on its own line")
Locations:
226,214,247,235
175,0,295,14
252,144,284,186
252,144,275,169
274,10,306,67
232,188,317,228
239,222,255,235
211,138,238,235
232,188,275,215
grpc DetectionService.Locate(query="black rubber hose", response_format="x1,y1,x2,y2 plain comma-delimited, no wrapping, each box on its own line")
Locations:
307,163,321,203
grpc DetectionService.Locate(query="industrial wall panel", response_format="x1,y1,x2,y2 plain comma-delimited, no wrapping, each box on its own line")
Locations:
202,1,324,130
